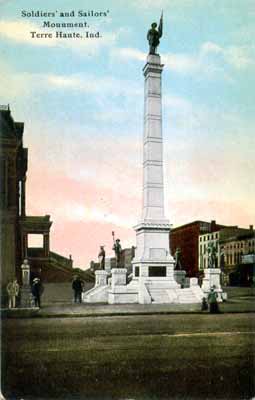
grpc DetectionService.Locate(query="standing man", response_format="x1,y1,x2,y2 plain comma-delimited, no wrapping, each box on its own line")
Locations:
31,277,43,308
72,275,84,303
6,278,20,309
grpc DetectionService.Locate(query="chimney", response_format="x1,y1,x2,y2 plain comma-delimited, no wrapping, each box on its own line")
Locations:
249,225,253,231
211,220,216,231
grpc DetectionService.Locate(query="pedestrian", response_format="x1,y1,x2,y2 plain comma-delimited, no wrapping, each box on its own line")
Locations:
201,297,208,311
6,278,20,309
72,275,84,303
31,278,43,308
207,287,220,314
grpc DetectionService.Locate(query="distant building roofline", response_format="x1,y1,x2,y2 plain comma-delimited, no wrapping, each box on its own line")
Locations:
170,220,228,232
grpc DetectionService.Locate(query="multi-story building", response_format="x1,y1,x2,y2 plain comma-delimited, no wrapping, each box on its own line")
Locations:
170,220,226,277
199,230,221,270
199,225,254,285
221,227,255,285
0,106,73,304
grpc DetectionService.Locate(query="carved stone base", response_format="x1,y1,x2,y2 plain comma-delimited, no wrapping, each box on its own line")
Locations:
20,286,33,308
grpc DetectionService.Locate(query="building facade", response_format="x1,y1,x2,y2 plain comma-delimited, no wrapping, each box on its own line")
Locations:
221,227,255,285
170,220,226,277
0,105,27,293
199,225,255,285
0,106,73,304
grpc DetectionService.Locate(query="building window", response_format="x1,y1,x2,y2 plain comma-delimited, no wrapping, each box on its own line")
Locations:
28,234,44,248
215,233,218,239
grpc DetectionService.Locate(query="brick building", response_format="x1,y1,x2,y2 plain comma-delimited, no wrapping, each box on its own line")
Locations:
170,220,226,277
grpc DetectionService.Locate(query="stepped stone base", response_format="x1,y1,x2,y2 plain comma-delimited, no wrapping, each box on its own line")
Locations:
82,269,204,305
82,285,109,303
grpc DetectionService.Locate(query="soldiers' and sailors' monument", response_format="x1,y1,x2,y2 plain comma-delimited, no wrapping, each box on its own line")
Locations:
83,15,221,304
131,13,180,302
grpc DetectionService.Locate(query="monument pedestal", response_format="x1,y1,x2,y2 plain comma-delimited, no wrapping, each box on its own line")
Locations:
202,268,224,301
95,270,108,286
82,270,109,303
20,286,33,308
108,269,138,304
20,260,33,308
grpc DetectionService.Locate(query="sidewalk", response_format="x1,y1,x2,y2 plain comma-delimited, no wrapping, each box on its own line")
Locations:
1,296,255,318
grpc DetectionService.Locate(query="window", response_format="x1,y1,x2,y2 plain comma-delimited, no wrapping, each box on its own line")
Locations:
28,234,44,248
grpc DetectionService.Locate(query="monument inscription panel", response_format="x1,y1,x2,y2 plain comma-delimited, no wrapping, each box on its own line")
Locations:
149,266,166,277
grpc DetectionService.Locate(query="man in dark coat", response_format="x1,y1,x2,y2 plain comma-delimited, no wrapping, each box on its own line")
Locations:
31,278,43,308
72,276,84,303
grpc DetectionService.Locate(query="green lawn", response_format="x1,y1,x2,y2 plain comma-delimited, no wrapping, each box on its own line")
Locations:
2,314,255,399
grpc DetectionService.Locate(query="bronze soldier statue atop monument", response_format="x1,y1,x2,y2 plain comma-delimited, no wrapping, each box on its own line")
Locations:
147,12,163,55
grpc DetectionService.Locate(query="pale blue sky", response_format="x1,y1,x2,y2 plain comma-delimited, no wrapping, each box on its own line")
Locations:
1,0,254,265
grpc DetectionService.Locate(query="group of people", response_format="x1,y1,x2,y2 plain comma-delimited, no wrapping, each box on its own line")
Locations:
6,275,43,309
7,274,84,308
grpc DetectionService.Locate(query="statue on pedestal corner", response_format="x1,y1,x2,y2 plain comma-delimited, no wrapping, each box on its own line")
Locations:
112,231,122,267
147,12,163,55
98,245,106,270
174,247,182,270
207,243,217,268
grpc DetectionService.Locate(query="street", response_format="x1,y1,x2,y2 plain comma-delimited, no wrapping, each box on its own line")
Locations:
2,313,254,399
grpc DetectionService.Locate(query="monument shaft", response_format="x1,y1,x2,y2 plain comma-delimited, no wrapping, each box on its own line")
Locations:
143,54,165,222
133,53,175,273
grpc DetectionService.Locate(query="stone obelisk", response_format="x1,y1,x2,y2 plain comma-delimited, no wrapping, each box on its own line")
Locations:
132,15,179,303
